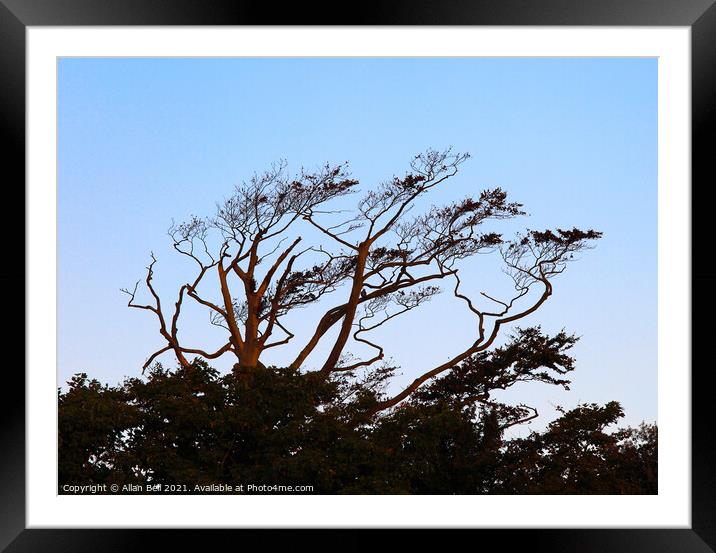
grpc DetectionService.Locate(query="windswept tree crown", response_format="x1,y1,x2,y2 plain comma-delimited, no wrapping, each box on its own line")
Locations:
122,148,601,415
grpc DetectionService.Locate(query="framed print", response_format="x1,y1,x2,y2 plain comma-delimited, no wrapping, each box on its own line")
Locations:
2,1,715,551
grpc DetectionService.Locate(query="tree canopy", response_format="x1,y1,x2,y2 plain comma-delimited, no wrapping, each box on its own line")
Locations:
57,150,656,494
120,149,601,416
59,358,656,494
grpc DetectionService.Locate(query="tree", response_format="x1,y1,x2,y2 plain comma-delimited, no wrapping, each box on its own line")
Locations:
121,148,601,416
58,374,137,485
60,148,656,494
495,402,658,494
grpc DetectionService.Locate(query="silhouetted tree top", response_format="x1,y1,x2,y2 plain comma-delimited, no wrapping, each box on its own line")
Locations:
60,148,656,497
121,148,601,416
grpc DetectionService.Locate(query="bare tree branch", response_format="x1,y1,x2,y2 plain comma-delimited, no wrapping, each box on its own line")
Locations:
124,151,600,417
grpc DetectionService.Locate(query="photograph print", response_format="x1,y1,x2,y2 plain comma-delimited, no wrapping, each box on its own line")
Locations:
57,57,657,495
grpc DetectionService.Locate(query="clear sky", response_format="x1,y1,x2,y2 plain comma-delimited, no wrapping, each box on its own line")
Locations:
58,57,657,431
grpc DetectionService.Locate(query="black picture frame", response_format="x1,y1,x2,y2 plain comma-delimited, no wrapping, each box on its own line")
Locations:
2,1,714,551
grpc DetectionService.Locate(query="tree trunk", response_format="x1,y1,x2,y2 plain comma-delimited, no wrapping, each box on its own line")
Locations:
320,244,368,373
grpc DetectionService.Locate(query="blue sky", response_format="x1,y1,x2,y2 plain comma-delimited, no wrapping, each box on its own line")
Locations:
58,57,657,430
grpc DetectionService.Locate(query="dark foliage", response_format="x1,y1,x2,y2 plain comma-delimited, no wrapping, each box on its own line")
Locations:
59,336,656,494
